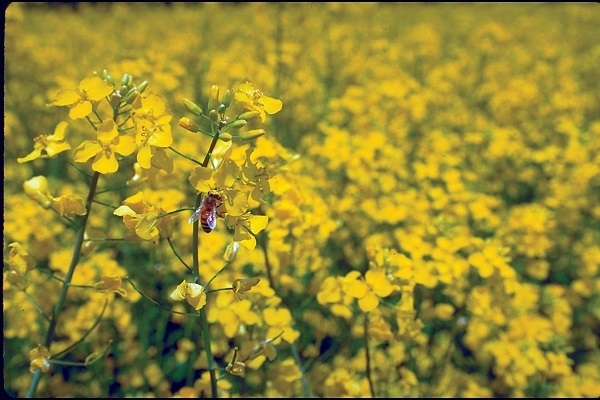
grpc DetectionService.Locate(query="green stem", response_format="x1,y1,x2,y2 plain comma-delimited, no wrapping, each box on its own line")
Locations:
27,171,100,398
364,314,375,398
168,146,204,166
200,308,218,398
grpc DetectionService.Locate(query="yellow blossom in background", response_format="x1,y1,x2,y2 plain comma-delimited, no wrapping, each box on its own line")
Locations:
93,275,127,297
73,119,136,174
47,76,114,119
6,242,36,275
17,121,71,163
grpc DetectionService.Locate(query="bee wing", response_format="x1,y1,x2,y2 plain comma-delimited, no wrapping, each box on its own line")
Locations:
189,207,202,224
205,210,217,230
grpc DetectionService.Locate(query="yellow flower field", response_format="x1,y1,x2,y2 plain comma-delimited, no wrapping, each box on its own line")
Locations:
4,3,600,398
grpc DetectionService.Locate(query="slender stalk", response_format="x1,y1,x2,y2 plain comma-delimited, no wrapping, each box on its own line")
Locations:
364,314,375,398
191,123,223,397
27,171,100,398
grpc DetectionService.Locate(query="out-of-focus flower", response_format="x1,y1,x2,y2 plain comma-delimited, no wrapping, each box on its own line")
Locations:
94,275,127,297
29,345,52,373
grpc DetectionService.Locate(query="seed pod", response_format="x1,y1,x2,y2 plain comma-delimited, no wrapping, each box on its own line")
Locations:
241,129,266,141
183,98,203,116
227,119,247,129
238,110,260,121
136,80,148,94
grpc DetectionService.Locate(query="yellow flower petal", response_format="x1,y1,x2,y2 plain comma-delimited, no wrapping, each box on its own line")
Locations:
73,140,102,163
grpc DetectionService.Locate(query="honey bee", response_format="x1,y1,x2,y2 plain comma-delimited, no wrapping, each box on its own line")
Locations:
189,190,224,233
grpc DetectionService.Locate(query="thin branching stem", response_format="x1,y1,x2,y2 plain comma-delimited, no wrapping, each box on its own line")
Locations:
27,171,100,398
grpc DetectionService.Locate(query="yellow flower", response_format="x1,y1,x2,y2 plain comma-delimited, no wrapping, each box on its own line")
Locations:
23,176,52,208
234,78,282,122
47,76,114,120
17,121,71,163
226,212,269,250
6,242,36,275
232,277,261,296
50,193,87,217
94,275,127,297
263,307,299,344
73,119,136,174
131,93,173,169
29,345,52,373
170,280,207,311
113,191,173,243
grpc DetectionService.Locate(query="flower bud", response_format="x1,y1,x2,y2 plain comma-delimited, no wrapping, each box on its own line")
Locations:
119,85,129,97
23,176,52,208
127,74,134,88
110,92,122,108
209,109,219,123
124,89,139,104
240,129,266,141
104,73,115,86
183,98,203,116
136,80,148,94
179,117,200,133
227,119,247,129
218,103,227,115
222,89,232,107
207,85,219,112
238,110,261,121
120,73,130,87
223,241,240,262
219,132,232,142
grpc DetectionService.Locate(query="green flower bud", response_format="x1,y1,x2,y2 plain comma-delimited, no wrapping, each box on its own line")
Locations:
110,92,122,108
127,74,134,88
218,104,227,115
137,80,148,94
119,85,129,97
124,89,139,104
241,129,266,141
227,119,247,129
120,73,130,87
207,85,219,112
183,98,203,116
209,109,219,123
222,89,232,108
105,74,115,86
238,110,260,121
219,132,232,142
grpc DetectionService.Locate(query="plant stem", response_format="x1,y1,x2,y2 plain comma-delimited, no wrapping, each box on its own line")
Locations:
26,171,100,398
